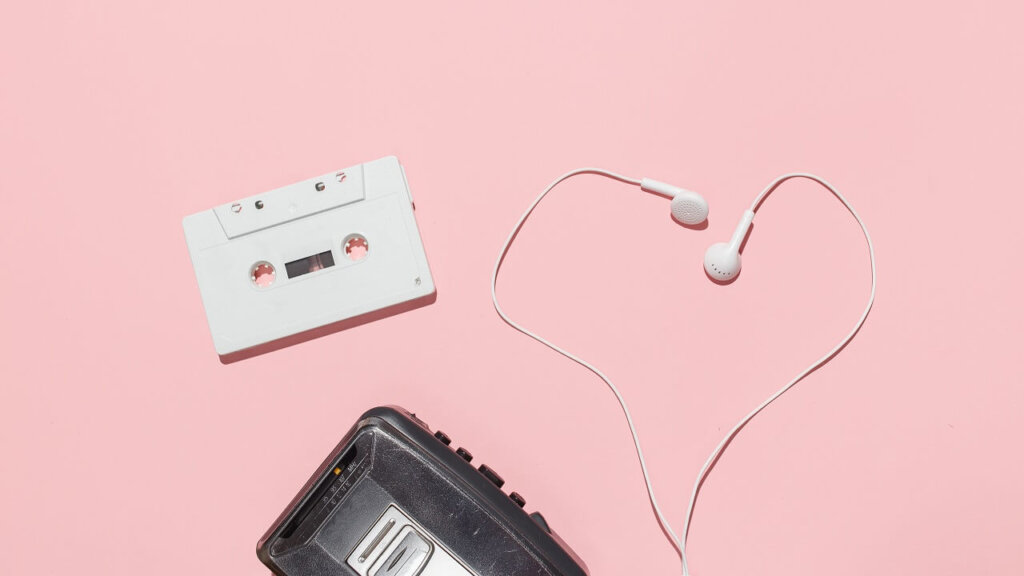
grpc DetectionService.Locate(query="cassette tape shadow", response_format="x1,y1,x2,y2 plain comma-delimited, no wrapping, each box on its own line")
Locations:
183,156,437,361
218,290,436,364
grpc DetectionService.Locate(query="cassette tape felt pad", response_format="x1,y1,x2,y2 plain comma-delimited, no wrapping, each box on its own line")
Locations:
183,156,436,358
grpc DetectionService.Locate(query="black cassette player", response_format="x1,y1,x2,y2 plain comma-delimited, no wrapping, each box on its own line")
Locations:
257,406,589,576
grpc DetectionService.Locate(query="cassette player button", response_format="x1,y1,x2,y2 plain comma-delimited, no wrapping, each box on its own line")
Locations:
509,492,526,508
478,464,505,488
455,447,473,462
433,430,452,446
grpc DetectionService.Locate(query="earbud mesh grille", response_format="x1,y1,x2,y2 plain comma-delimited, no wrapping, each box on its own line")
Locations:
671,197,708,225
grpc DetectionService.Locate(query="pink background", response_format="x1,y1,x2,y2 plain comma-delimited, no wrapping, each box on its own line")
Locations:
2,1,1022,575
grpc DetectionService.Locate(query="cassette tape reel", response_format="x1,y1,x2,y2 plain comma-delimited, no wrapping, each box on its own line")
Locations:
183,156,436,360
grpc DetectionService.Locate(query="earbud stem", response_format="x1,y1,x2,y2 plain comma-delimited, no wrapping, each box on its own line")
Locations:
641,178,687,199
728,210,756,251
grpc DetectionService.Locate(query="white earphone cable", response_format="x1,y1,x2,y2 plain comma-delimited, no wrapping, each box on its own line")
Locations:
490,169,682,551
490,170,876,575
679,173,876,575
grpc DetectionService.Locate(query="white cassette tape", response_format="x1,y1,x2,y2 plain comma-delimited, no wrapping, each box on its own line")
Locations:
183,156,436,360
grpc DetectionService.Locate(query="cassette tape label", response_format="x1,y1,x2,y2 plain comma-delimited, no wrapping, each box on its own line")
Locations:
184,157,435,359
213,164,366,239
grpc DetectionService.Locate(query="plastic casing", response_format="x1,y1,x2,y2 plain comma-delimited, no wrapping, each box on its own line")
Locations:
257,406,589,576
182,157,436,357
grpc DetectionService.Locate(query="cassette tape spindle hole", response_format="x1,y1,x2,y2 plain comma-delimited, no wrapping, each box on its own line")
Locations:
344,234,369,262
251,262,276,288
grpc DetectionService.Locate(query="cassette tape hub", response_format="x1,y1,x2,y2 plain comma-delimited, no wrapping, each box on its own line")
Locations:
183,156,436,360
257,406,589,576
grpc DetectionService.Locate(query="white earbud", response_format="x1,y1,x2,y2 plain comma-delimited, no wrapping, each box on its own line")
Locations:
640,178,709,225
703,209,754,281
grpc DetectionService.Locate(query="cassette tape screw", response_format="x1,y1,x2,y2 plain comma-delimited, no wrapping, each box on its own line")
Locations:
255,200,265,209
315,182,326,191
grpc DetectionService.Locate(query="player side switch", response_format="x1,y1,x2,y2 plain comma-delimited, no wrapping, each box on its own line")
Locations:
530,512,551,533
